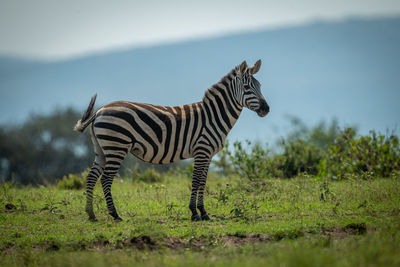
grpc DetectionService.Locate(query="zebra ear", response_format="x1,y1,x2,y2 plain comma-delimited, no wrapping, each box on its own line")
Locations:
249,59,262,75
239,60,248,74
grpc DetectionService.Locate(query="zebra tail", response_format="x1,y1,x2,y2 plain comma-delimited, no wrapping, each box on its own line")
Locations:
73,94,97,132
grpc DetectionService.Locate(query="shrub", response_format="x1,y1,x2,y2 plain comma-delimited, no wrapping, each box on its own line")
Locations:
57,170,88,190
216,118,340,180
214,117,400,180
328,128,400,179
135,168,163,183
279,139,325,178
228,140,281,180
224,139,325,180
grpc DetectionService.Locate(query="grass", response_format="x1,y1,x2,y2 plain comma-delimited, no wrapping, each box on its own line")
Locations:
1,172,400,266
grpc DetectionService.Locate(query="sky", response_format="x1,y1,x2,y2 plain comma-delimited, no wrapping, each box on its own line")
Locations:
1,0,400,60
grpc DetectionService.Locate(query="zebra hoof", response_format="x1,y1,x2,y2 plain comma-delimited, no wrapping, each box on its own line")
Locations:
191,214,202,221
201,214,210,221
114,216,123,222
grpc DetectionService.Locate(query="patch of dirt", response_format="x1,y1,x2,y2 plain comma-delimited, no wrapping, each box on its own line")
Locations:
163,236,186,250
45,241,60,251
129,235,158,250
343,222,367,235
1,242,16,255
163,236,210,250
90,239,111,250
222,234,271,247
321,223,368,238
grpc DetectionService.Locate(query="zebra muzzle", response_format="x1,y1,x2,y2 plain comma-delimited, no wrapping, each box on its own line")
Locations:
257,100,269,117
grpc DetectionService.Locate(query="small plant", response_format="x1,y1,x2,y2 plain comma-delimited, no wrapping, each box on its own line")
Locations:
319,179,334,201
215,188,229,205
230,207,247,219
0,181,15,204
135,168,163,183
229,140,275,180
57,169,88,190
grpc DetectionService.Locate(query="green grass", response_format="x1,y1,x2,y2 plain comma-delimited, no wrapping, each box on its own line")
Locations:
1,173,400,266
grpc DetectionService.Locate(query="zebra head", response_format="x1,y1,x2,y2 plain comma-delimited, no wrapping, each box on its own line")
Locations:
234,60,269,117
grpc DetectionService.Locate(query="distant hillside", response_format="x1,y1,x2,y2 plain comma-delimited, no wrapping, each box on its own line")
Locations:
0,16,399,142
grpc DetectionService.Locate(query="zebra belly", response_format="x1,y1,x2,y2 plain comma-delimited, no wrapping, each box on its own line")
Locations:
130,147,191,164
130,141,192,164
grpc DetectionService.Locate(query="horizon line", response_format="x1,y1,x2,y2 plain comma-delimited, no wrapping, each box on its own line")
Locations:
1,14,399,63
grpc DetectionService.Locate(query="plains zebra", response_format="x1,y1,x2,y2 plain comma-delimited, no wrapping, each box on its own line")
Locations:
74,60,269,221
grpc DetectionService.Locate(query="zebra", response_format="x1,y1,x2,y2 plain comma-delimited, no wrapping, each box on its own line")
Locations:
74,60,269,222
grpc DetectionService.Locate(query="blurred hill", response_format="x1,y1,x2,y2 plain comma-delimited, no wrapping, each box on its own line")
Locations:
0,16,399,142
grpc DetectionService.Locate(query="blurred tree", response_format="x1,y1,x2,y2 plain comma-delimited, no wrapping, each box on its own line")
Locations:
0,108,93,184
284,116,344,149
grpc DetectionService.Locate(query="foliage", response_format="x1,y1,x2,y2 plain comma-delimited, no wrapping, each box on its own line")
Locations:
132,167,164,183
215,119,400,180
0,108,93,184
285,116,341,149
218,119,339,179
275,117,341,178
328,128,400,179
57,169,88,190
227,140,276,180
278,139,325,178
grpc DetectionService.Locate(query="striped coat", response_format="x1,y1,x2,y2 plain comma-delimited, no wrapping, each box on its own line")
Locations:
74,60,269,221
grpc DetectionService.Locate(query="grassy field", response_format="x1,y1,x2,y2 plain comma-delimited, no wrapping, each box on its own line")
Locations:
1,172,400,266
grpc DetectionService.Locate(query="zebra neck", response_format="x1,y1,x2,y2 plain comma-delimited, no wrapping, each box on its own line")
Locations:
202,84,243,137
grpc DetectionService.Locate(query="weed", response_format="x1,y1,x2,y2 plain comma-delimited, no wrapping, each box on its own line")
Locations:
213,184,231,206
0,182,15,203
319,179,334,201
57,169,88,190
134,168,164,183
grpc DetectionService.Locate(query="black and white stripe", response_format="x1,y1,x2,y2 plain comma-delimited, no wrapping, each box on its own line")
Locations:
74,60,269,221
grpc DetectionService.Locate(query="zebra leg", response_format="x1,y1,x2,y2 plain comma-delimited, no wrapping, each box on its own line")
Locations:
100,159,125,221
85,126,106,221
197,162,211,221
189,178,201,221
85,161,104,221
100,173,121,221
189,157,211,221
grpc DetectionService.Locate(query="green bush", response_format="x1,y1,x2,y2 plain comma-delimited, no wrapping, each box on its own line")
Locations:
226,140,280,180
279,139,325,178
57,170,88,190
214,118,341,180
226,139,325,180
214,119,400,180
135,168,163,183
328,128,400,179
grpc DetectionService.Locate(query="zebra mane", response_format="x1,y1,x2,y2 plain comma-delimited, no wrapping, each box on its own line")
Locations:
203,68,236,101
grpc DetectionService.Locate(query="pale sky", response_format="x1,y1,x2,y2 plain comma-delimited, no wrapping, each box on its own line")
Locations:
1,0,400,60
